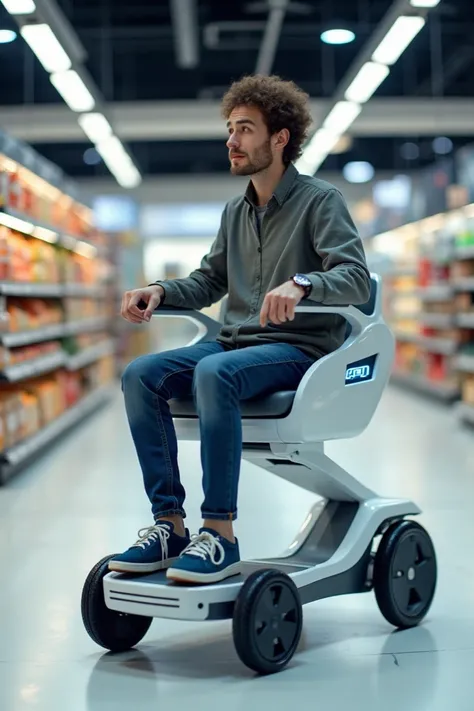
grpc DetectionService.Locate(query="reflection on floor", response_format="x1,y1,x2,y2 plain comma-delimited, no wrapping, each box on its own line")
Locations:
1,383,473,711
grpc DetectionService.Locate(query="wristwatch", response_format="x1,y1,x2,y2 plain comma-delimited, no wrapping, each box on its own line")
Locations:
292,273,312,298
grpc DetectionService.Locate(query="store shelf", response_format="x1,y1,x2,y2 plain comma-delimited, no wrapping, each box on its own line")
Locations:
419,313,454,328
0,282,64,298
454,246,474,260
456,402,474,427
0,385,115,484
0,341,115,381
0,282,107,298
0,351,65,382
0,317,109,347
63,284,107,298
453,354,474,373
453,277,474,292
456,313,474,328
65,316,110,336
391,371,459,399
66,340,116,371
417,284,453,300
0,206,104,257
0,323,65,347
395,331,458,355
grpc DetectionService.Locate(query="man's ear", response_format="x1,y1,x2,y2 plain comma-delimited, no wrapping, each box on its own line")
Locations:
274,128,290,151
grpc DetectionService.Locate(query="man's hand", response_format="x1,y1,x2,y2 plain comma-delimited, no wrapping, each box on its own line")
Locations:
121,285,164,324
259,280,306,327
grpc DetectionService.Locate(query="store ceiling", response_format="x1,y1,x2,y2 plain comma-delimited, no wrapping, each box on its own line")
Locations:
1,0,474,181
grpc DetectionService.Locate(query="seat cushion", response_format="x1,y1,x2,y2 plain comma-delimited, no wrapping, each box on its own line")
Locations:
169,390,296,419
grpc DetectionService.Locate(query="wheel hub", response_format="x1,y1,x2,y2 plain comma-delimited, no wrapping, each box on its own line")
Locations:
390,529,437,618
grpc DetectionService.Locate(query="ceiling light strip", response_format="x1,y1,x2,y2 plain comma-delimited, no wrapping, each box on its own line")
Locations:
296,0,440,176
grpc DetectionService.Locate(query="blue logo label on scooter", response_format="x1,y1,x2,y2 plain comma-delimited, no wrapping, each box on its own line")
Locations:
345,354,377,385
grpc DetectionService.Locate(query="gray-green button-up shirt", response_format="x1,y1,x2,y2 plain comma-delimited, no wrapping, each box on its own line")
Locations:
155,163,371,359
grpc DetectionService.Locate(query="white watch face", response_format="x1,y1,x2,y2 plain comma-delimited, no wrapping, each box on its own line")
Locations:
295,276,309,287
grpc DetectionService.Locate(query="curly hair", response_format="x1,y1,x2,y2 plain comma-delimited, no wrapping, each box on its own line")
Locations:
221,74,313,164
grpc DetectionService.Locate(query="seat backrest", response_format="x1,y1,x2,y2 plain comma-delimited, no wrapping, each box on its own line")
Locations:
218,295,229,323
345,274,379,338
355,275,378,316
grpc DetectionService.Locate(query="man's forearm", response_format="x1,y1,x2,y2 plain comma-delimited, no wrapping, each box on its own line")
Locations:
153,270,227,311
305,262,371,305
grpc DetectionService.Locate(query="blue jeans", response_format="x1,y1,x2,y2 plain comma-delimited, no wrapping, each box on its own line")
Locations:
122,341,314,521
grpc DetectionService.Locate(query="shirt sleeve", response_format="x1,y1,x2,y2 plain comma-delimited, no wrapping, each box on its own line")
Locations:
151,206,228,310
303,189,371,305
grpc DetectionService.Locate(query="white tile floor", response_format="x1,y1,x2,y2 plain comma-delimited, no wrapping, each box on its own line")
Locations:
1,383,474,710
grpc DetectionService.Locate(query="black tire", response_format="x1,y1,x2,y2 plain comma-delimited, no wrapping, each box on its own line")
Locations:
373,520,437,629
81,554,153,652
232,569,303,675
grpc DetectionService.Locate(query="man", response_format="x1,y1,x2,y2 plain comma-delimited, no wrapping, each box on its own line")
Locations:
109,74,371,584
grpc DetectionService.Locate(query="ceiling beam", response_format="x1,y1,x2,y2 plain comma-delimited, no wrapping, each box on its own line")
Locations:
169,0,199,69
1,98,474,143
255,0,288,75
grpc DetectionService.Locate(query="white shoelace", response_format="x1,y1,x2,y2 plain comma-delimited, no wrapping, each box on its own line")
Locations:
132,523,170,557
182,532,225,565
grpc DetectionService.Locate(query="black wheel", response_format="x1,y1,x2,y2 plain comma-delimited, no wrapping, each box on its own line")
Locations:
81,554,153,652
373,520,437,629
232,569,303,675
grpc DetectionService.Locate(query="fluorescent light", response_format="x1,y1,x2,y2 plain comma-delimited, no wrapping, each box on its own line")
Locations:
345,61,390,103
116,169,142,189
0,211,34,234
0,29,17,43
96,136,142,189
75,241,97,259
78,113,113,143
20,23,71,73
50,70,95,112
410,0,440,7
343,161,375,183
32,225,58,243
321,29,355,45
0,0,36,14
295,128,341,175
372,16,426,66
323,101,361,135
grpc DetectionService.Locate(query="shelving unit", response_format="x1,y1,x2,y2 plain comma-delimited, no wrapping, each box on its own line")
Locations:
0,385,115,484
371,201,474,424
0,141,118,482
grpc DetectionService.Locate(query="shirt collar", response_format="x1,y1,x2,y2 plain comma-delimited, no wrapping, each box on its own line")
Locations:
244,162,299,208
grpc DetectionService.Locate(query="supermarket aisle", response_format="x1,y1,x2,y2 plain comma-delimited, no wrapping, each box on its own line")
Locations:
1,383,474,711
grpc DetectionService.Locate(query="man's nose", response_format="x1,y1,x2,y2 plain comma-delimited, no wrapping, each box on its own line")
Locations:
227,133,239,148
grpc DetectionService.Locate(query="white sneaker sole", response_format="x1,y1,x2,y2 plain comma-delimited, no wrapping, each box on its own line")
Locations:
108,556,179,574
166,562,242,584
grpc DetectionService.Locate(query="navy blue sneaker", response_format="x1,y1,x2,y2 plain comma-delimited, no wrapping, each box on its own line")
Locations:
166,528,241,584
108,521,190,574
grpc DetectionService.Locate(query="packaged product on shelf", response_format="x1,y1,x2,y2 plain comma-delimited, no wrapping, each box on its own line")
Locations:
0,401,4,451
19,391,41,440
452,260,474,279
24,374,66,427
9,232,32,282
85,355,115,390
0,390,23,448
462,376,474,405
8,340,62,365
455,293,474,312
6,298,63,333
30,239,60,283
63,297,102,322
57,370,83,407
0,226,10,280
